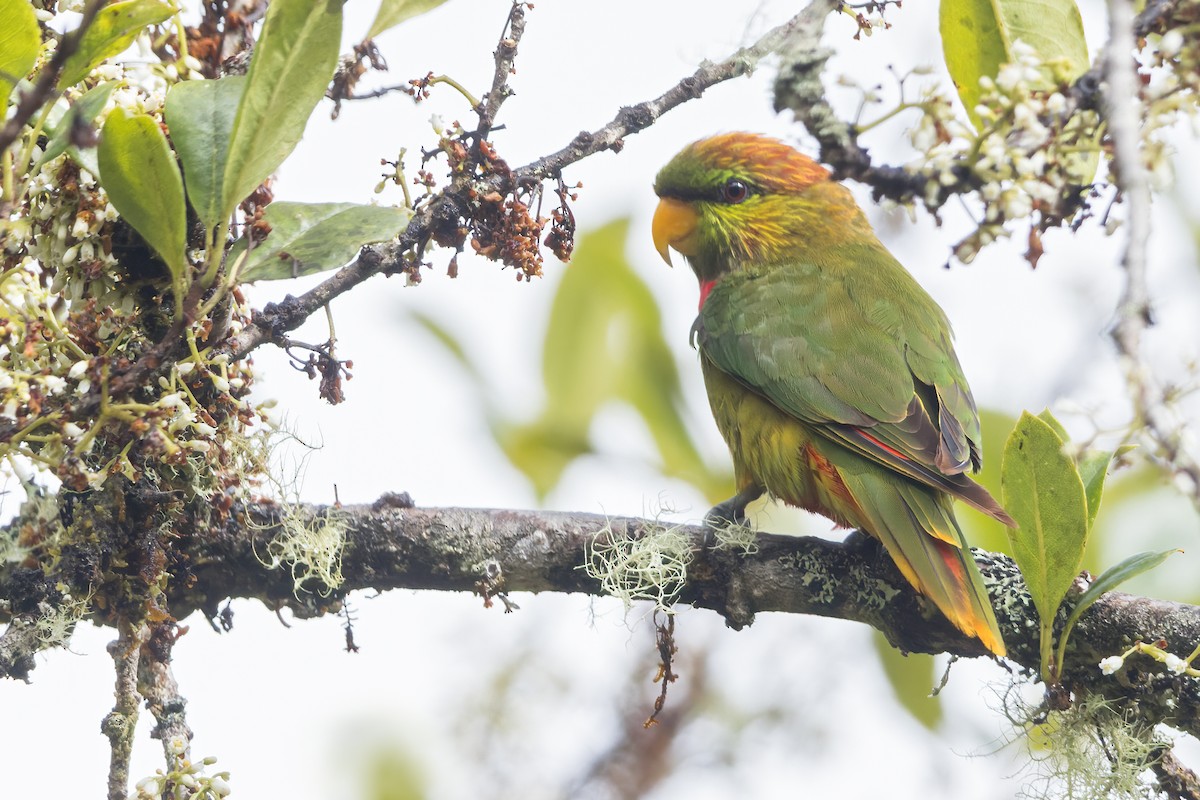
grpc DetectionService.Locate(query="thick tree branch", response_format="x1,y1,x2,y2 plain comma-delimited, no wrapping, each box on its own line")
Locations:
5,501,1187,735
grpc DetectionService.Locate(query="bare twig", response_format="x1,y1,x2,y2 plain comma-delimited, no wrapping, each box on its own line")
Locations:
221,0,839,359
1105,0,1200,510
476,2,527,139
101,618,149,800
0,0,107,158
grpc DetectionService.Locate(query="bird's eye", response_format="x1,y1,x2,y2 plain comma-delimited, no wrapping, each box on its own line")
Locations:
721,179,750,204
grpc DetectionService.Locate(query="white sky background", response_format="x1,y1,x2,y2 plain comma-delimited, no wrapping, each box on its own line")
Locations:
3,0,1200,797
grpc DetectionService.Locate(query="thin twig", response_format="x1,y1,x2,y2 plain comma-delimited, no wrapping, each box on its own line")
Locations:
221,1,837,359
139,622,193,766
1105,0,1200,510
101,618,148,800
1152,745,1200,800
476,2,527,140
0,0,107,157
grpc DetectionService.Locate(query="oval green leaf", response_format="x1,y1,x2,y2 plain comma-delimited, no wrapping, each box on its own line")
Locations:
1001,411,1089,625
235,202,410,282
494,218,729,502
367,0,449,39
59,0,176,88
221,0,344,219
165,76,246,232
0,0,40,107
97,108,187,283
1076,448,1115,532
939,0,1088,129
1056,549,1180,671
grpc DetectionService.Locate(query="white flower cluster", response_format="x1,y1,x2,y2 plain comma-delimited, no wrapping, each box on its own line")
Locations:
900,26,1200,266
906,41,1104,265
130,752,232,799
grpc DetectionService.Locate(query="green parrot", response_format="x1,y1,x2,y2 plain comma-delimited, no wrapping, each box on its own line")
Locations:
652,133,1011,656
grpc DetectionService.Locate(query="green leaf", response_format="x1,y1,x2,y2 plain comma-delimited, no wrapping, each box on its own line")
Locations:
494,217,731,502
939,0,1088,129
97,107,187,284
59,0,176,88
874,632,942,730
1001,411,1090,630
1056,549,1180,671
367,0,449,39
222,0,344,218
1077,448,1115,532
35,82,115,171
234,202,410,282
165,76,245,232
0,0,40,107
1035,408,1069,443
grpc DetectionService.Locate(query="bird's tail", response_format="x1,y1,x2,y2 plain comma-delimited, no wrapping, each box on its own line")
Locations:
842,472,1006,657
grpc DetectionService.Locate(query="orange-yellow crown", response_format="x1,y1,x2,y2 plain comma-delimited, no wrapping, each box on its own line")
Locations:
687,133,829,194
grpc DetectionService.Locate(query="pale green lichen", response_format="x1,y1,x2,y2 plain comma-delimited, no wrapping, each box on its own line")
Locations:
257,509,346,598
708,518,760,556
34,591,91,648
1004,691,1166,800
584,520,693,614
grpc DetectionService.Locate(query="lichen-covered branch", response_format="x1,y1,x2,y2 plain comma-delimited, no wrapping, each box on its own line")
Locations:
5,500,1192,735
102,619,148,800
138,622,193,766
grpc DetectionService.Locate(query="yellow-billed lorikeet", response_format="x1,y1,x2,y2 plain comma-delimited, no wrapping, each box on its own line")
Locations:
652,133,1011,656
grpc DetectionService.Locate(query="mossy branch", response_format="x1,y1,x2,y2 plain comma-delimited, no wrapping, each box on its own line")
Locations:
4,499,1196,737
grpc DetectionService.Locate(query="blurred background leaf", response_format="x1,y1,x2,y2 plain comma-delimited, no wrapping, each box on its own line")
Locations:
413,217,733,503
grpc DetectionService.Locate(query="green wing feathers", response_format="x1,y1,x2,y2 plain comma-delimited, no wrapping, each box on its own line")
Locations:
837,463,1006,655
696,244,1010,655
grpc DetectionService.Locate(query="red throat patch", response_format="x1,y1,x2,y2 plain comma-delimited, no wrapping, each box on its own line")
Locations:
698,279,717,310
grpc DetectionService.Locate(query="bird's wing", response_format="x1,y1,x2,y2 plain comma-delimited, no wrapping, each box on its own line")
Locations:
696,248,1011,523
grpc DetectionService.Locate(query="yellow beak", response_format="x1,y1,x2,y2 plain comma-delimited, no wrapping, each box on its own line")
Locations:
651,198,699,266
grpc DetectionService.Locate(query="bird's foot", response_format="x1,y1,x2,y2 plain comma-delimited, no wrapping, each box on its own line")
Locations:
702,487,764,548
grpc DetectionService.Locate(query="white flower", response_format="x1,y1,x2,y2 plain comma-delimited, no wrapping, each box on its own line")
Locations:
44,375,67,395
1160,30,1184,59
158,393,185,409
168,736,188,756
211,375,230,393
1099,655,1124,675
71,215,90,239
210,776,232,796
1164,653,1187,674
176,362,195,376
193,422,217,437
68,359,90,380
76,378,92,395
63,422,85,439
135,776,164,797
